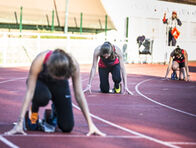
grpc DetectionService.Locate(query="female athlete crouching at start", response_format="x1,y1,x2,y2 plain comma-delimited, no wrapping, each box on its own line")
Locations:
5,49,105,136
165,46,190,81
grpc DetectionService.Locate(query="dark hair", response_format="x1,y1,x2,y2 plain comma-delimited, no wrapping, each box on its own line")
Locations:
100,42,115,59
174,46,182,57
47,49,76,79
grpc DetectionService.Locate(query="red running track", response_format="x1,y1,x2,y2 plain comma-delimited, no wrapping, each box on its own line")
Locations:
0,63,196,148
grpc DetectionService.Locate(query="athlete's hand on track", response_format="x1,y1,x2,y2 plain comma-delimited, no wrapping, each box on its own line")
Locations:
124,87,134,95
162,77,169,80
86,123,106,137
187,76,190,81
4,122,26,136
83,84,92,94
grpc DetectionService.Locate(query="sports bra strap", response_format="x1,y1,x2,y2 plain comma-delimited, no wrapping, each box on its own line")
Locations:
43,51,53,64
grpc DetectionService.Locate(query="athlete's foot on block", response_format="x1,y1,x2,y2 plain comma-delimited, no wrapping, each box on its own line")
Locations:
24,111,41,131
114,84,122,94
41,109,56,133
171,72,178,80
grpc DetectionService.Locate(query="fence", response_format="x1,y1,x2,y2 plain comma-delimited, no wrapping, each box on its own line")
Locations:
0,32,128,66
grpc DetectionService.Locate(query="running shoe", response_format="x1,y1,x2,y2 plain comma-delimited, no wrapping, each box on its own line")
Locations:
114,83,121,93
41,104,57,132
23,111,41,131
171,72,178,80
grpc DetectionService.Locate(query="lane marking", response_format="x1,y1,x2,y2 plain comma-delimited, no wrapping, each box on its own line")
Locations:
0,135,19,148
2,134,141,139
167,142,196,145
72,104,180,148
79,78,181,148
0,77,26,84
135,79,196,118
0,77,27,148
0,76,180,148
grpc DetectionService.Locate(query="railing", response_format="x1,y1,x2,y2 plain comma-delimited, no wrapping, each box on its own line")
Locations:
0,32,128,66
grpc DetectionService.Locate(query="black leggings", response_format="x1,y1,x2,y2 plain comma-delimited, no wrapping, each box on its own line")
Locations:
98,64,121,93
32,79,74,132
168,30,176,46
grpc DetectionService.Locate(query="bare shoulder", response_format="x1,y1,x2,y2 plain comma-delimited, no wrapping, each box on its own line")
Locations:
114,45,121,51
183,49,188,55
70,54,80,72
29,50,50,74
114,45,123,57
94,45,102,56
170,50,175,57
34,50,50,61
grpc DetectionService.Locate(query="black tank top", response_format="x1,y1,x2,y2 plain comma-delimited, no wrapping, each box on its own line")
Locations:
173,49,185,63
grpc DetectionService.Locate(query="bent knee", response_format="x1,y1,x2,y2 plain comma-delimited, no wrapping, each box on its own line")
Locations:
100,87,109,93
59,123,74,133
172,65,179,71
101,90,109,93
172,61,179,70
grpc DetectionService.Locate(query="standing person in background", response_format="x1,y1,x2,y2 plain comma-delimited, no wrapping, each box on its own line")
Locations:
84,41,133,95
4,49,105,136
163,11,182,46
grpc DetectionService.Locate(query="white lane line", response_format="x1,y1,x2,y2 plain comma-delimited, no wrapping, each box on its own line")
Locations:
0,135,19,148
135,79,196,118
167,142,196,145
0,77,26,148
72,104,180,148
0,77,26,84
0,77,179,148
3,134,141,139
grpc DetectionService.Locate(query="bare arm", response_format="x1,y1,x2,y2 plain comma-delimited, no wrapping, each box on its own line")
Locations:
83,46,100,93
5,51,47,135
184,50,190,80
72,58,105,136
165,54,174,79
19,53,44,121
115,46,127,87
115,46,133,95
88,46,100,85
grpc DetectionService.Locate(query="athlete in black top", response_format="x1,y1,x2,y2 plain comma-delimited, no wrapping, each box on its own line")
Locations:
5,49,105,136
165,46,190,81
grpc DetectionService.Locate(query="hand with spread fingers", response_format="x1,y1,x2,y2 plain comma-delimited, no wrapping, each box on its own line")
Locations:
83,84,92,94
187,75,190,81
124,87,134,95
4,122,26,136
86,123,106,137
162,77,169,80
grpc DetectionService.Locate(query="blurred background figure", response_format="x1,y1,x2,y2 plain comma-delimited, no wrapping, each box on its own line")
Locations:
164,46,190,81
163,11,182,46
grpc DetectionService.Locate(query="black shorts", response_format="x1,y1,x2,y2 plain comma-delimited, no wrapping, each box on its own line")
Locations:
178,62,185,68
